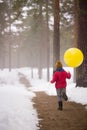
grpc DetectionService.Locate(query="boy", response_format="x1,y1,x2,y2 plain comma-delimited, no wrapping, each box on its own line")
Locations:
50,61,71,110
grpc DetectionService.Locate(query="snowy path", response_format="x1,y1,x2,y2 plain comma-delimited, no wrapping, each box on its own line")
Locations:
0,68,87,130
0,71,39,130
33,92,87,130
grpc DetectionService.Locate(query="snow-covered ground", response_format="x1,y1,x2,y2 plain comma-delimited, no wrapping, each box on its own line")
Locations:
0,67,87,130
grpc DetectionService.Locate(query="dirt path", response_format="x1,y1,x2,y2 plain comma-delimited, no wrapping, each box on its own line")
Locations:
19,74,87,130
33,92,87,130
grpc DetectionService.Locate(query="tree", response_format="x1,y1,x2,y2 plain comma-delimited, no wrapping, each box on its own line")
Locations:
0,1,8,69
75,0,87,87
53,0,60,69
46,0,50,81
60,0,74,64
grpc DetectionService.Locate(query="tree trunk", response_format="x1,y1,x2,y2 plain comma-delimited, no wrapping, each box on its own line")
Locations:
76,0,87,87
46,0,50,81
74,0,78,47
8,0,12,71
73,0,79,83
38,0,43,79
53,0,60,69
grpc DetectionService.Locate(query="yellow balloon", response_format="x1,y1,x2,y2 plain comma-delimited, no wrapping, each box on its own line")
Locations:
64,48,84,67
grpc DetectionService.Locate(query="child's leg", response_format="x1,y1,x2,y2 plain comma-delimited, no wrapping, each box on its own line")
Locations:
62,88,68,101
56,88,63,110
56,88,62,101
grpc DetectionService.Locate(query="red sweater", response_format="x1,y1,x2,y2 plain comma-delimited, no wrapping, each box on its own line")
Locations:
50,68,71,89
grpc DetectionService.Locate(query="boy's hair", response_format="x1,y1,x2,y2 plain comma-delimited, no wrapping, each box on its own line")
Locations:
55,61,62,68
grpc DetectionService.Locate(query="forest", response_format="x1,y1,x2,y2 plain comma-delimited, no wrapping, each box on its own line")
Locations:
0,0,74,68
0,0,87,87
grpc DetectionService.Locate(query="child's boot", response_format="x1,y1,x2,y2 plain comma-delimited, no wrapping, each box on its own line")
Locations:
58,101,63,111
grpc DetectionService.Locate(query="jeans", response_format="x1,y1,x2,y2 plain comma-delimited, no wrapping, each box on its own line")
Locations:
56,88,66,101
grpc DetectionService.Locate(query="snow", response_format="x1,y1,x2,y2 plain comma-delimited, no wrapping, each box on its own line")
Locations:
0,67,87,130
0,0,3,3
0,69,38,130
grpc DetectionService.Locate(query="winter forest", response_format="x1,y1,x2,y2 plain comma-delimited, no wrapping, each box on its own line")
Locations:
0,0,87,87
0,1,87,130
0,0,74,70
